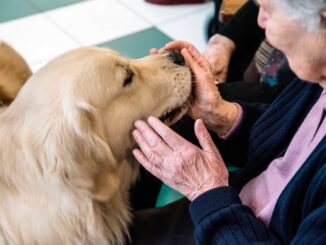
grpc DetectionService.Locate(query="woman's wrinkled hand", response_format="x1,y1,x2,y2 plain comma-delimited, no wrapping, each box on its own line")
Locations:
132,117,229,201
162,40,238,136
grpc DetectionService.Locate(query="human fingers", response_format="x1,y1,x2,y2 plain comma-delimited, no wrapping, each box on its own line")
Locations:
150,47,169,54
132,148,163,179
149,48,159,55
181,48,213,78
215,69,228,83
182,48,216,87
163,40,193,51
194,119,220,155
134,120,172,155
147,116,188,150
184,45,211,72
181,48,202,75
132,129,164,166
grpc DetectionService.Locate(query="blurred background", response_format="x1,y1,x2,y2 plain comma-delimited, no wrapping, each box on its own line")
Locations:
0,0,213,72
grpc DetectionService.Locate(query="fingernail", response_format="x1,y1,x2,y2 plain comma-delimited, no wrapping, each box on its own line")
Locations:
198,119,207,129
134,120,143,128
197,118,203,126
158,48,166,54
132,129,140,139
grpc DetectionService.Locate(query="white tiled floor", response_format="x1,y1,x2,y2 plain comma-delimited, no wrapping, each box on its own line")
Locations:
0,0,214,72
157,6,214,51
46,0,151,46
0,13,79,66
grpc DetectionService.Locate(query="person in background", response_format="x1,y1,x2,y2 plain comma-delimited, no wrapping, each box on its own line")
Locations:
205,0,264,83
206,0,294,104
129,0,326,244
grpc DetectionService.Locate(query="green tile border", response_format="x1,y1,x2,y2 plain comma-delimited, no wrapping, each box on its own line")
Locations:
98,27,173,59
0,0,84,23
0,0,37,23
28,0,84,12
155,184,183,207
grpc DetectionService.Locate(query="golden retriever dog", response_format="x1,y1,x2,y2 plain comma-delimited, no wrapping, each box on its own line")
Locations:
0,41,32,106
0,46,192,244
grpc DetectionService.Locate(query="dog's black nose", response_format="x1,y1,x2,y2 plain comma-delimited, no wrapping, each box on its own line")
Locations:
168,50,185,66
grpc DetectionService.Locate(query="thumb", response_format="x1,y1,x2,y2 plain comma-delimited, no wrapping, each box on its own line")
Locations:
181,46,211,72
181,48,202,75
194,119,218,154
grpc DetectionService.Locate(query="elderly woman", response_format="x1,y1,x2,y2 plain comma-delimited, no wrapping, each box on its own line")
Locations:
130,0,326,244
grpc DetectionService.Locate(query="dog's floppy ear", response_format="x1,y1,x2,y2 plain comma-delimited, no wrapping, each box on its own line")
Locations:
46,100,120,202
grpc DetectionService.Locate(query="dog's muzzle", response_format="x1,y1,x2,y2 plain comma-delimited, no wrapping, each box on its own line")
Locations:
168,50,185,66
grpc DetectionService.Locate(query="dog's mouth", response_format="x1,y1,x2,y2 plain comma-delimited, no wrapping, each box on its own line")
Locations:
159,103,189,125
159,81,195,126
159,50,195,125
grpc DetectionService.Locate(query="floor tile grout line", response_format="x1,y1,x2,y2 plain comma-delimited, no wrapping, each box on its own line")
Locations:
23,0,85,46
117,0,156,27
42,14,83,46
41,0,160,48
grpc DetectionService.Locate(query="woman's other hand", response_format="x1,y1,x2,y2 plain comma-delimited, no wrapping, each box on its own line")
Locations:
132,117,229,201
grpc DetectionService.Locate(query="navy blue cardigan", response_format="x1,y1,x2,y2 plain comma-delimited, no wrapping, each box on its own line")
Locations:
189,79,326,244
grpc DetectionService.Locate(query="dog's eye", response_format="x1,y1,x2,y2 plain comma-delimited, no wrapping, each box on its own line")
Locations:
123,70,134,87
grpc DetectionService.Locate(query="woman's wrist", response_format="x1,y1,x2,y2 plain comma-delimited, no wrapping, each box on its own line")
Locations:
206,101,240,137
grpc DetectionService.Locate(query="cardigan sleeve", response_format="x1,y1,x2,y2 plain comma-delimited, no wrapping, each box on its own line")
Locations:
189,186,326,244
213,102,269,168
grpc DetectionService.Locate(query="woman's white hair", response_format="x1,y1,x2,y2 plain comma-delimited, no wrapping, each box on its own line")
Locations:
275,0,326,31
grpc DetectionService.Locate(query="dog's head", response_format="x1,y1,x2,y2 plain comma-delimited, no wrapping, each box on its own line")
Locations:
8,47,192,202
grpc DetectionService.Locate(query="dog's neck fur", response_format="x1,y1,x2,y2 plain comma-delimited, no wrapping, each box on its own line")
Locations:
0,110,133,244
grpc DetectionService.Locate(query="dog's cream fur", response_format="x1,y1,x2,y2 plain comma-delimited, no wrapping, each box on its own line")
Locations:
0,47,192,244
